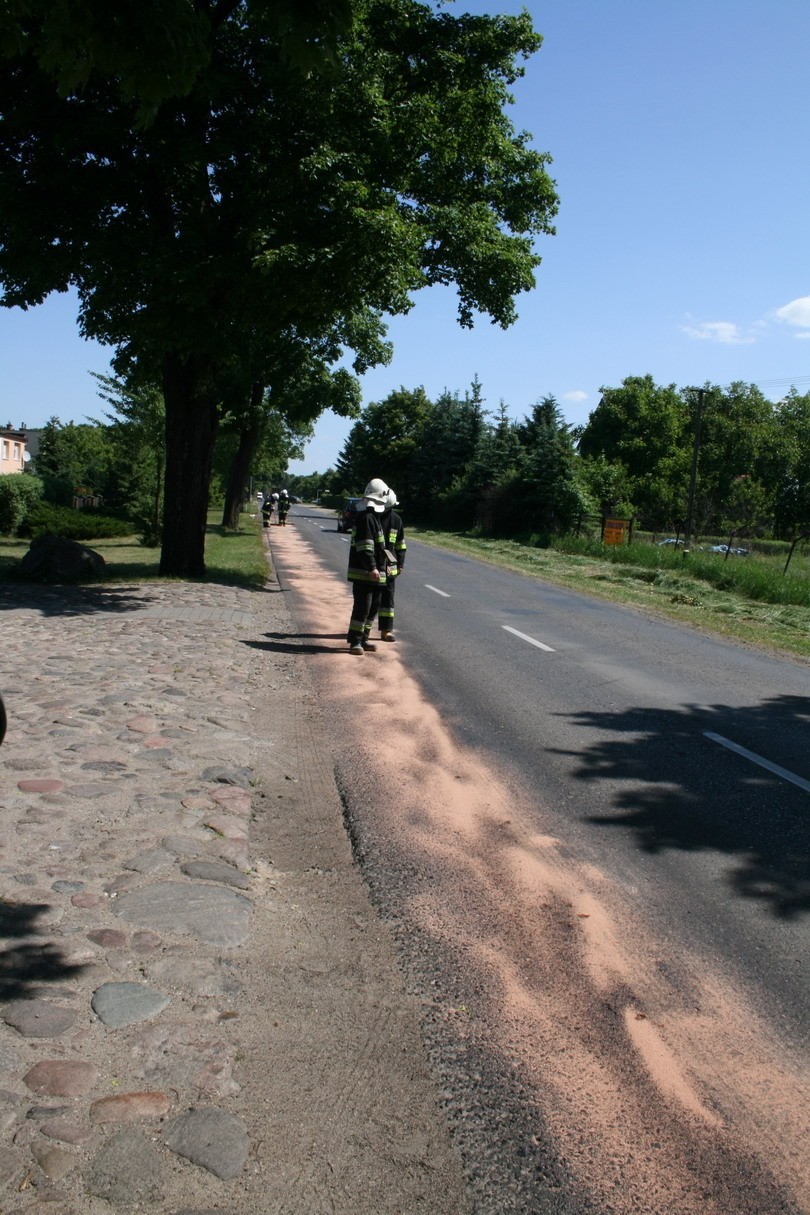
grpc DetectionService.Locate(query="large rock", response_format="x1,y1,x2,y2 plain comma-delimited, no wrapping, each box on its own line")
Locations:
20,533,106,582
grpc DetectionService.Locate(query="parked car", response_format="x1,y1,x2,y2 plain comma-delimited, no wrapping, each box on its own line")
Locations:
337,497,361,532
657,537,684,546
705,544,750,556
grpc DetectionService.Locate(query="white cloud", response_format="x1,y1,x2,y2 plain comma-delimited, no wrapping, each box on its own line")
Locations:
681,319,755,345
562,390,588,402
774,295,810,334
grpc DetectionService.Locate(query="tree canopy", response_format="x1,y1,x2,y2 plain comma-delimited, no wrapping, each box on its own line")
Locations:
0,0,558,575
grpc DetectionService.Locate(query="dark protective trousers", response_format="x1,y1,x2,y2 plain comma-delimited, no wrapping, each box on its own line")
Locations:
378,576,396,633
347,583,382,643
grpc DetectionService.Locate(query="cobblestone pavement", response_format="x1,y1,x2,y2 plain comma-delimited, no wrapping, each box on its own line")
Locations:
0,560,468,1214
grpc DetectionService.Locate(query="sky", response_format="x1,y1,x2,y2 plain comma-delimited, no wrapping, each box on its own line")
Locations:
1,0,808,475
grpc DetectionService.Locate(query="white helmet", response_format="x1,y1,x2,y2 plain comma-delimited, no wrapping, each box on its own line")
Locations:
271,492,279,500
384,487,399,508
280,489,288,497
362,478,389,512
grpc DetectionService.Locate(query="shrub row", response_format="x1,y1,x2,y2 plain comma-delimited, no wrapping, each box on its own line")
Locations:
19,502,133,541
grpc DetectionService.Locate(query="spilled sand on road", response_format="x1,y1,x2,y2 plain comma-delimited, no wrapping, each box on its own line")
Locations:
270,520,809,1215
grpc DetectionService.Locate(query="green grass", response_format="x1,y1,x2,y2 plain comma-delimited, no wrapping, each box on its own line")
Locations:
411,528,810,661
0,510,269,590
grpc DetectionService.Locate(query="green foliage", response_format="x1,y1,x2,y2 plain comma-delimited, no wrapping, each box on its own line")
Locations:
0,1,558,576
92,373,166,542
405,382,486,518
578,375,689,527
333,386,435,498
579,455,634,519
19,502,132,541
285,471,327,501
0,473,42,536
769,391,810,539
32,417,116,506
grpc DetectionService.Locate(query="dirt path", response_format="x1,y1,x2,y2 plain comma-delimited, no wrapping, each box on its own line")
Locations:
271,519,810,1215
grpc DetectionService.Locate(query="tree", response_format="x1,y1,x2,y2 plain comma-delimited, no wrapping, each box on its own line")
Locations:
215,312,383,529
512,394,586,534
93,373,166,544
579,455,634,520
769,390,810,543
33,417,115,506
578,376,689,527
0,2,558,576
690,382,774,534
717,474,769,553
214,397,315,527
333,386,434,497
408,382,486,517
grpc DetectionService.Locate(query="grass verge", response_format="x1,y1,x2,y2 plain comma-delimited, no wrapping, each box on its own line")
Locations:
411,528,810,662
0,511,268,590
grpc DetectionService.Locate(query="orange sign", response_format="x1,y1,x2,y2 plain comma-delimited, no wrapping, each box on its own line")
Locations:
603,518,629,546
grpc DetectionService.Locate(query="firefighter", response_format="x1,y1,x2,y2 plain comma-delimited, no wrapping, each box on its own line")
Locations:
346,478,389,655
378,486,406,641
278,489,290,526
261,494,273,527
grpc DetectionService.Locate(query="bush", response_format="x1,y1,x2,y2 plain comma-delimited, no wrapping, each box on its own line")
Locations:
19,502,133,540
0,474,43,536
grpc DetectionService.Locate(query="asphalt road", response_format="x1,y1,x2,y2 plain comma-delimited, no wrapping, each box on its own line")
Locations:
280,506,810,1214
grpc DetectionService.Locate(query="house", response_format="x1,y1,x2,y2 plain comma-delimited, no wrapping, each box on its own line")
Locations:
0,426,27,475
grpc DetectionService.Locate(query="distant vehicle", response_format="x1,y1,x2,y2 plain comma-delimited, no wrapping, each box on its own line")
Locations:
706,544,750,556
289,495,301,504
337,497,361,532
657,537,684,546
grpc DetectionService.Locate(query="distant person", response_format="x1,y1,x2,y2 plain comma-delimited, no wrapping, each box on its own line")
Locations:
278,490,290,526
378,487,406,641
346,478,389,655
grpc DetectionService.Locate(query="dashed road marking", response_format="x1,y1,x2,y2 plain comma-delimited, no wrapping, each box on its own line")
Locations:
425,585,450,598
502,625,555,652
704,732,810,793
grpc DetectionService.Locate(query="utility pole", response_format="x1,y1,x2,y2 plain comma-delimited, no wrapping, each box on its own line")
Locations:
683,388,705,553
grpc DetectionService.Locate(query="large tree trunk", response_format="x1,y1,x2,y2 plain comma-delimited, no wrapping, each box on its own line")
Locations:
159,352,219,578
221,383,264,530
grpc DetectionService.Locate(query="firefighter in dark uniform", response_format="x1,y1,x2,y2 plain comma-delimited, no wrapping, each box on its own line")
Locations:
378,487,406,641
278,489,290,525
346,478,389,655
261,494,273,527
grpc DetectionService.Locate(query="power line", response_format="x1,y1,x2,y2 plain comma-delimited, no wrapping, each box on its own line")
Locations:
751,375,810,388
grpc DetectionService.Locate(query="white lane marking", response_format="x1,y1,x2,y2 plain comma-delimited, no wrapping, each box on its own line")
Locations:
502,625,555,652
704,732,810,793
341,537,350,543
425,584,450,598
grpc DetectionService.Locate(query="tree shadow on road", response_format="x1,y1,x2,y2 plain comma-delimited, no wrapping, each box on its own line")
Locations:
557,694,810,919
0,581,155,617
242,634,346,656
0,902,86,1000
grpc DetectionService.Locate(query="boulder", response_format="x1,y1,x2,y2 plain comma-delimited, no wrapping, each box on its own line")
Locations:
20,533,106,581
